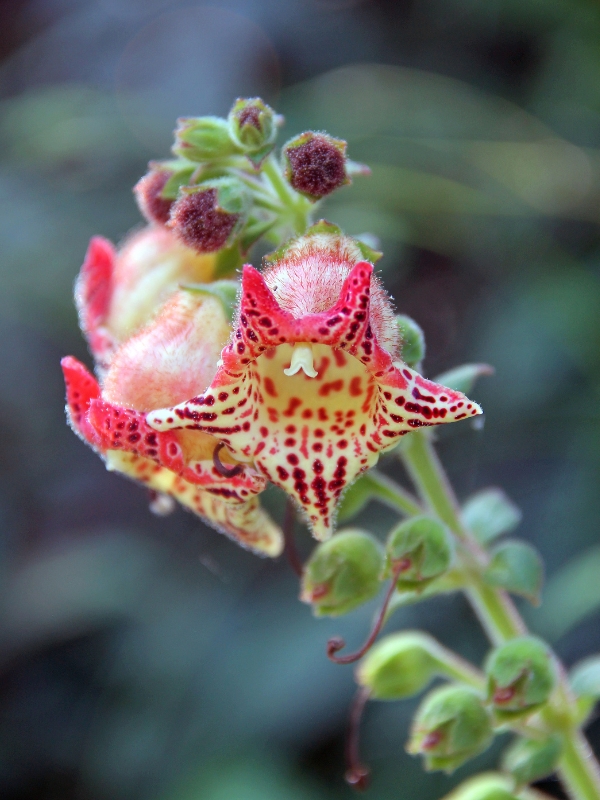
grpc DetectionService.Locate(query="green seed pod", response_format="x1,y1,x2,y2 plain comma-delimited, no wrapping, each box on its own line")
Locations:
502,734,563,787
485,636,557,719
396,314,426,368
173,116,238,162
357,631,446,700
384,515,454,591
441,773,519,800
408,685,493,773
300,529,383,617
227,97,277,165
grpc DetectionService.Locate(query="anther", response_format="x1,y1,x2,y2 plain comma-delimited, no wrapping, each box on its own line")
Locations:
283,344,318,378
212,442,244,478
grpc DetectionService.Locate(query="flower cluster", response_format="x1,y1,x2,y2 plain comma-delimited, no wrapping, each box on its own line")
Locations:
63,220,481,556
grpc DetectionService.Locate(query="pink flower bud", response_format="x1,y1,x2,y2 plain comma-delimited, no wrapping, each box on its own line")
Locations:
133,168,175,225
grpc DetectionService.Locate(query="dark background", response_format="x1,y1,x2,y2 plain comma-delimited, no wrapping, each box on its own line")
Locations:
1,1,600,798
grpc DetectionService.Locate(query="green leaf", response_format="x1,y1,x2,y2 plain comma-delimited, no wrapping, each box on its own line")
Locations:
462,488,521,544
569,656,600,723
533,545,600,642
213,243,243,279
181,280,239,323
434,363,494,395
160,163,196,200
483,540,543,604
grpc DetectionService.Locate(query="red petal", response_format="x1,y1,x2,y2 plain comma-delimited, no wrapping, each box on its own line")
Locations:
74,237,116,363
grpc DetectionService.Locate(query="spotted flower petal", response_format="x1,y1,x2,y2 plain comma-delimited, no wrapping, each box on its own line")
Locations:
148,229,482,540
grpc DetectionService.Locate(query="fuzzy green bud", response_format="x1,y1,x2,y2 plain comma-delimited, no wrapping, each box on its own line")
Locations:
396,314,426,368
486,636,557,718
357,632,447,700
384,515,454,590
300,529,383,617
442,773,519,800
408,685,493,772
501,734,563,786
173,116,237,162
227,97,277,165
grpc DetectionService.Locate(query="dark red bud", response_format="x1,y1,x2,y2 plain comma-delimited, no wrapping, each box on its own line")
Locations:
237,105,262,130
134,169,174,225
169,188,239,253
285,134,347,199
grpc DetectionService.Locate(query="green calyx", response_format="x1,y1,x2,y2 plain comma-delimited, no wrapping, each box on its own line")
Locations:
485,636,557,718
502,734,563,787
408,685,494,773
227,97,278,165
173,116,238,162
441,773,520,800
180,280,239,323
357,631,448,700
300,529,384,617
384,515,454,590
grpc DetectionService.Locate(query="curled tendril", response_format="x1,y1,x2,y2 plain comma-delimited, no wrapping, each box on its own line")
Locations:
327,561,404,665
345,686,371,791
212,442,244,478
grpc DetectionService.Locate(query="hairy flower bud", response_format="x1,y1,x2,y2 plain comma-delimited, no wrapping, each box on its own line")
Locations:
282,132,349,200
172,116,237,162
396,314,426,368
501,734,563,786
384,515,454,590
228,97,277,165
357,632,446,700
134,167,175,225
486,636,557,718
300,529,383,616
408,686,493,772
168,179,249,253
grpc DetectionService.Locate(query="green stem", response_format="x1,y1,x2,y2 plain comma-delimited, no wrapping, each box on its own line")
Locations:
558,731,600,800
262,155,312,234
398,429,600,800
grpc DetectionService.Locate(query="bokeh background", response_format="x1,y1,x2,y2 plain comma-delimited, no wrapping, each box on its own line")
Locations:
1,1,600,798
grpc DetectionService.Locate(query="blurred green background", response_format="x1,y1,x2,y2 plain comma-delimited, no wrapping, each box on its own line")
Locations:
1,1,600,798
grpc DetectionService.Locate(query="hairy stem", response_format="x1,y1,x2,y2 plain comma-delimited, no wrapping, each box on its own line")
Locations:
398,430,600,800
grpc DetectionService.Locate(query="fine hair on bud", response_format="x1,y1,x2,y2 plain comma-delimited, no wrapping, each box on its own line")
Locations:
169,186,239,253
283,132,348,200
134,168,175,226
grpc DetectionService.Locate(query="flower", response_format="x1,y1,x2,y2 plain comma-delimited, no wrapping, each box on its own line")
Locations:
147,223,483,541
63,225,283,556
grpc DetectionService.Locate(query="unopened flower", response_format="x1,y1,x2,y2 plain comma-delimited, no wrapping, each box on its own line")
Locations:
148,223,483,542
134,167,175,226
75,226,218,369
168,179,249,253
65,226,282,555
282,132,349,200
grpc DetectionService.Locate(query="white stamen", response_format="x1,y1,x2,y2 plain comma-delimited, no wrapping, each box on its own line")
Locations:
283,344,318,378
